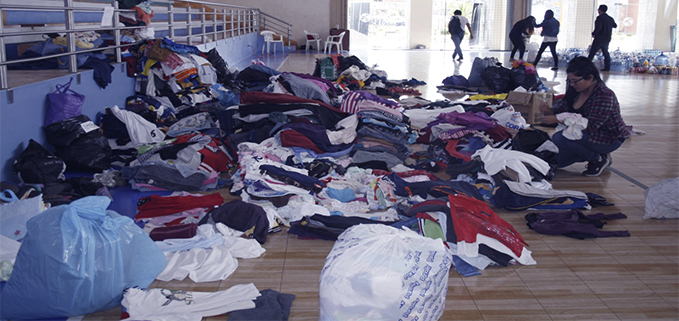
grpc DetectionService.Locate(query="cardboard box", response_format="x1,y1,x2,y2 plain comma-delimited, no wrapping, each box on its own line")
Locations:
505,91,554,124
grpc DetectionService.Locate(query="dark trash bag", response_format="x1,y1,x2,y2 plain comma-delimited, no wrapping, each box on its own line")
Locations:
45,115,112,172
468,57,497,87
45,77,85,127
481,66,513,93
206,48,230,85
442,75,470,87
55,131,112,172
12,139,66,186
44,114,94,147
510,65,542,90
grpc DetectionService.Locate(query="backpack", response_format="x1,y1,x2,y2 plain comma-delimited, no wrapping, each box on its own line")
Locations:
448,16,462,35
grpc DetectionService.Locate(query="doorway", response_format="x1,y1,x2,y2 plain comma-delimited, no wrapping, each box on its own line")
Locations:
347,0,411,50
431,0,494,50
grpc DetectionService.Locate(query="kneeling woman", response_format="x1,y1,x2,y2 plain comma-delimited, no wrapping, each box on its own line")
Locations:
540,56,629,176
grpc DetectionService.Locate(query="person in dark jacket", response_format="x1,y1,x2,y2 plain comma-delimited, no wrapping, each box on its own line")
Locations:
509,16,535,61
587,5,618,71
533,10,560,70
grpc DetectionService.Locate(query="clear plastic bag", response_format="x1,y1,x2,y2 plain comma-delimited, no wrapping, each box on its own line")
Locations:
0,196,167,319
319,224,453,320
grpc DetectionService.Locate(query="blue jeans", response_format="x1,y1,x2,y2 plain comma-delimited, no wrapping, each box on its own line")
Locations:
451,32,464,59
552,131,623,168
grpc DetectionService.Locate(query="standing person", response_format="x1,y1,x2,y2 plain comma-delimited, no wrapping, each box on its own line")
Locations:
587,4,617,71
539,57,629,176
533,10,560,70
448,10,473,61
509,16,536,61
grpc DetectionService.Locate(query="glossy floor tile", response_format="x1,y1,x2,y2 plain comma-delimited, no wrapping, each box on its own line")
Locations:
69,48,679,320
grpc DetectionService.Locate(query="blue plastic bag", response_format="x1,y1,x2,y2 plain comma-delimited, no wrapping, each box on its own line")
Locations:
0,196,167,320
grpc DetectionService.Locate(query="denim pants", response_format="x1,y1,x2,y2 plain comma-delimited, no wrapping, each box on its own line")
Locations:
451,32,464,59
552,131,623,168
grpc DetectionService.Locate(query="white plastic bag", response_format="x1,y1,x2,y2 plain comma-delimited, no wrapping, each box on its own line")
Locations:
319,224,453,321
526,41,540,62
491,106,527,134
643,177,679,219
0,194,46,241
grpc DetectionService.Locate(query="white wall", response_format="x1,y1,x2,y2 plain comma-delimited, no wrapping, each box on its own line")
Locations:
410,0,433,49
216,0,333,49
654,0,678,51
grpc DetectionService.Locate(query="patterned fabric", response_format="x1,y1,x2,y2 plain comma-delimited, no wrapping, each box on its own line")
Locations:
552,81,629,145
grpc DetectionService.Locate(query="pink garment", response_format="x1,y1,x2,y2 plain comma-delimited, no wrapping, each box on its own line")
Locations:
161,52,185,70
306,78,331,93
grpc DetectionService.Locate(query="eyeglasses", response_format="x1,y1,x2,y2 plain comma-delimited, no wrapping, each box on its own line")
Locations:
566,77,585,85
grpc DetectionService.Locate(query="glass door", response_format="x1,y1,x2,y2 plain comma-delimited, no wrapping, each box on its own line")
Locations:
431,0,493,50
347,0,411,50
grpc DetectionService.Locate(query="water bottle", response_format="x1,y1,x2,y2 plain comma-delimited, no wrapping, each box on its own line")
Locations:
655,53,668,66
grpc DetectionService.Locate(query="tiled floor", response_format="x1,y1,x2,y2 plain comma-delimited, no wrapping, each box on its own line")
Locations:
78,49,678,320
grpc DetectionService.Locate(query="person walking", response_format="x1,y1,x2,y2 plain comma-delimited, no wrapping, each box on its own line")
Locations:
587,4,617,71
448,10,473,61
509,16,536,61
533,10,560,70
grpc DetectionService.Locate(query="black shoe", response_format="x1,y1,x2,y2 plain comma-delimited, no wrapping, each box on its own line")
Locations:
582,154,612,177
457,57,463,61
551,67,559,70
601,68,610,72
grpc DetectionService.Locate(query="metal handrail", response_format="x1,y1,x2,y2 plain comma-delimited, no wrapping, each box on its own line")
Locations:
259,11,292,46
0,0,292,90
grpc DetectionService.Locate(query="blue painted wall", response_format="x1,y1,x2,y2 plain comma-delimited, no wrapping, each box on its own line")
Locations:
0,32,259,183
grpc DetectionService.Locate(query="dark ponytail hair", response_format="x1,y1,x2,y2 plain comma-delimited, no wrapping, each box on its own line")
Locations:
545,10,554,20
564,56,602,105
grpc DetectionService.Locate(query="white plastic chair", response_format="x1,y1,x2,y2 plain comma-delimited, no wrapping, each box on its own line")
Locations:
261,30,284,54
304,30,322,52
324,31,346,54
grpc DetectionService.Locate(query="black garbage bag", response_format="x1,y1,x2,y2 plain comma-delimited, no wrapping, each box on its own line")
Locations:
481,66,513,93
206,48,231,86
44,115,111,172
12,139,66,187
55,131,111,172
523,73,542,91
510,65,542,91
44,114,93,147
468,57,499,87
510,65,526,90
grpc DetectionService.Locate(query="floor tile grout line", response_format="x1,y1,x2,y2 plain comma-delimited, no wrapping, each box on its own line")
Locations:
279,233,290,292
608,166,649,190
